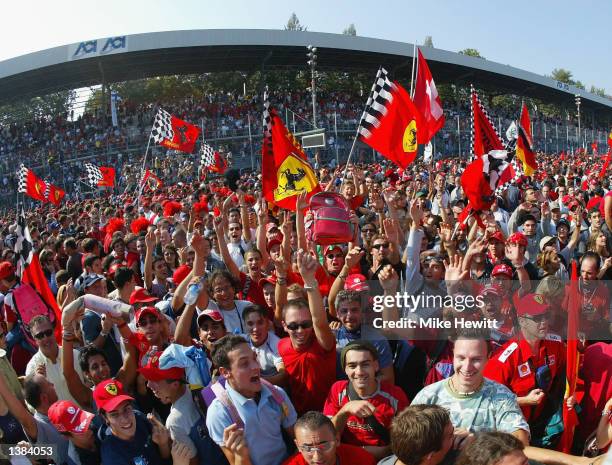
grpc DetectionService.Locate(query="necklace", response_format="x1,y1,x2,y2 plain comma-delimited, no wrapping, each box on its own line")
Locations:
449,376,484,397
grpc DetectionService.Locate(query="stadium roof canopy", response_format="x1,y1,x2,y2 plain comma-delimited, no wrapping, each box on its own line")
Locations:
1,29,611,117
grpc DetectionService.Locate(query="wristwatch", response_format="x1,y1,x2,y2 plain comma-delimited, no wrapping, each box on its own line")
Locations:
303,283,317,292
99,331,109,338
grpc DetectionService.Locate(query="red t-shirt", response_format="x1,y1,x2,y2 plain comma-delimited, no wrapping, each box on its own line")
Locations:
239,272,268,309
282,444,376,465
278,336,336,415
484,336,566,422
348,195,365,211
323,380,408,446
577,342,612,441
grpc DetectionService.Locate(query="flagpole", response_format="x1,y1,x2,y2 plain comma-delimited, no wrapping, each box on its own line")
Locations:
410,41,417,98
136,132,153,208
247,113,254,171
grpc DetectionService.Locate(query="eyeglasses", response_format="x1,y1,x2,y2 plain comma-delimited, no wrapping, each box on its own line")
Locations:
521,313,549,323
286,320,313,331
138,317,159,327
298,440,335,454
34,328,54,340
371,243,389,250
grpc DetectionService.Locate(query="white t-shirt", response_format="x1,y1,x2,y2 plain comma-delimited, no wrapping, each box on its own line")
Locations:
206,300,252,334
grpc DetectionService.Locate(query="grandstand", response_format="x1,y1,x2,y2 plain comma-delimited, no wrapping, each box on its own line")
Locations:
1,29,611,208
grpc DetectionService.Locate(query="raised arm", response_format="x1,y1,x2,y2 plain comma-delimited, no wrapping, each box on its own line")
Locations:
329,247,364,318
144,228,156,291
214,217,241,280
296,249,335,351
237,190,252,243
295,191,308,252
0,372,37,440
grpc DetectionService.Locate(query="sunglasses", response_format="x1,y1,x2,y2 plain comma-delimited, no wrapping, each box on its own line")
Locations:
371,243,389,250
298,440,335,454
521,313,549,323
286,320,313,331
34,328,54,340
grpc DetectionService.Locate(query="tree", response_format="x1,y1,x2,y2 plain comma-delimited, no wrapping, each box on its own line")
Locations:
423,36,434,47
342,24,357,36
590,85,606,97
458,48,484,59
0,90,76,124
551,68,573,84
285,13,306,31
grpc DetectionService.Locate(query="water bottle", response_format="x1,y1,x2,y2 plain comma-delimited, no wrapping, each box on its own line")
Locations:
184,280,203,306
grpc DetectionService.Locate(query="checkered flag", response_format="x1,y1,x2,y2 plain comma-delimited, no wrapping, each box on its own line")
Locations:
358,67,394,139
200,142,215,169
85,163,103,188
43,179,50,202
17,164,28,194
14,208,33,277
262,88,274,153
151,108,174,144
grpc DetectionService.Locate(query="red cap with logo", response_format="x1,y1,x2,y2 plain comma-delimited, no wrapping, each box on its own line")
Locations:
138,351,186,382
344,274,369,292
135,306,161,325
93,379,134,412
48,400,95,434
0,262,15,280
507,232,528,247
197,309,224,327
323,245,344,256
492,263,514,278
488,231,505,243
515,293,549,317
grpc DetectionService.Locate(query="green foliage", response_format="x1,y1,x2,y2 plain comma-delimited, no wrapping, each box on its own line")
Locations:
590,85,606,97
285,13,307,31
0,90,75,124
458,48,484,59
551,68,573,84
342,24,357,36
423,36,434,47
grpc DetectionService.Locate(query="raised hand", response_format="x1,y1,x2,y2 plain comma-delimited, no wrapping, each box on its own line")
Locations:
444,255,468,282
296,191,308,211
171,442,196,465
190,231,205,255
383,218,400,244
344,247,365,270
379,264,399,294
145,229,156,250
223,424,250,459
409,199,423,226
148,413,171,447
296,249,319,285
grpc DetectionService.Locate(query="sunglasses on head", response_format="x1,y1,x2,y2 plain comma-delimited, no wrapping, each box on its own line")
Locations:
286,320,313,331
371,243,389,250
34,328,54,340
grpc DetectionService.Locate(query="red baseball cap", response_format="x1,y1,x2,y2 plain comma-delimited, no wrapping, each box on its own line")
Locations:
93,379,134,413
266,237,282,253
48,400,95,434
135,306,161,325
259,275,277,287
265,222,280,233
197,309,224,326
492,264,514,279
0,262,15,280
172,265,192,286
507,232,528,247
488,231,505,243
323,245,344,256
478,284,502,298
515,293,549,317
129,288,158,305
344,274,369,292
138,351,185,382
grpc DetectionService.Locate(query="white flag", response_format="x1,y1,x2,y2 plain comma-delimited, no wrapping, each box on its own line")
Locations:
424,142,433,163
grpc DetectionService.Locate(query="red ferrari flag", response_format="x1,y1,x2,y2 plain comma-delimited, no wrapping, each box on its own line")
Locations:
151,108,201,153
608,129,612,148
141,169,163,192
413,48,445,144
471,86,505,158
558,261,580,453
358,68,425,168
261,91,320,211
17,165,47,202
46,184,65,206
516,103,537,176
85,163,115,188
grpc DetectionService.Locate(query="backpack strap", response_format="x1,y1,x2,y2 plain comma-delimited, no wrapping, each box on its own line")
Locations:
345,382,390,444
261,379,289,420
210,381,244,429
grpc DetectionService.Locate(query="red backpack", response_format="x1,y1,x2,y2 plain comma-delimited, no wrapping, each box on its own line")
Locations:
11,283,56,347
307,192,353,245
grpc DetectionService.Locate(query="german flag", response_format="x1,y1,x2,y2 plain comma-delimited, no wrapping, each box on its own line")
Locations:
516,103,537,176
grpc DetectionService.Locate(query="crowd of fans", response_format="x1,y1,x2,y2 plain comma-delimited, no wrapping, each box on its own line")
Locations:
0,143,609,465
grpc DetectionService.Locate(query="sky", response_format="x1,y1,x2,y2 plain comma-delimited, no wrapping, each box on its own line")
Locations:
1,0,611,94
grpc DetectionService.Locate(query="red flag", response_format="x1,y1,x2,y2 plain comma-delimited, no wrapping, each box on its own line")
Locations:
358,68,425,168
591,142,598,156
209,152,228,175
471,87,504,157
516,103,537,176
98,167,115,187
559,261,580,453
152,109,201,153
18,166,47,203
413,48,445,144
608,129,612,148
141,169,163,192
261,94,320,211
46,184,65,206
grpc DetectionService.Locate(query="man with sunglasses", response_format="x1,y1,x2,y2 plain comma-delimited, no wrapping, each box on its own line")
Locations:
25,315,86,406
483,293,566,437
283,411,376,465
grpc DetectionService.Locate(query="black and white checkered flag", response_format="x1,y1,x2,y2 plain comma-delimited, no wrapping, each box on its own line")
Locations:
151,108,174,144
200,142,215,168
358,67,394,139
14,208,33,277
43,178,50,202
85,163,103,188
262,88,274,153
17,164,29,194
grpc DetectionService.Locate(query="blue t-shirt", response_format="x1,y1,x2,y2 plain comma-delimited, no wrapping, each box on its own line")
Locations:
99,411,166,465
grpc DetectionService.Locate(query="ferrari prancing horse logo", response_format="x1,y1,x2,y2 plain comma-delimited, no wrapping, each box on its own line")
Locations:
105,383,118,396
274,153,318,202
403,120,417,153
